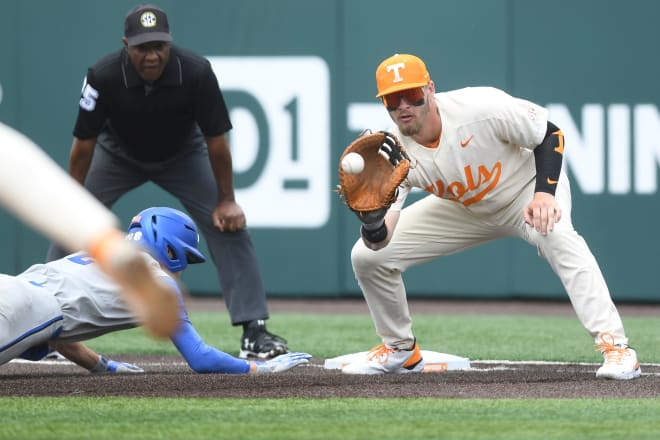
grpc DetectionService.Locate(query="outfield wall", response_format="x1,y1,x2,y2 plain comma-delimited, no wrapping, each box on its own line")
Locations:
0,0,658,301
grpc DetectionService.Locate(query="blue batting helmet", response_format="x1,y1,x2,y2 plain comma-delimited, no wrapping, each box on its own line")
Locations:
126,207,206,272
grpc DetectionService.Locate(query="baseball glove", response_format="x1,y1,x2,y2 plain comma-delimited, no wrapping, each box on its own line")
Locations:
337,131,410,213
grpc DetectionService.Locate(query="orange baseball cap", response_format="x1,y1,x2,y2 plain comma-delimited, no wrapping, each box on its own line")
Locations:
375,54,430,98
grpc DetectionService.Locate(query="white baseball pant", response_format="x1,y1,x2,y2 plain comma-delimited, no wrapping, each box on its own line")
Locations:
351,173,627,349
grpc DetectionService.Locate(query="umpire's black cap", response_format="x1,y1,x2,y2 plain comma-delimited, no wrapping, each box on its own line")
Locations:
124,4,173,46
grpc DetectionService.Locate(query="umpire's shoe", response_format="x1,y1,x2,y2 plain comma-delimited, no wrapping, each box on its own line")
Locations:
239,319,288,359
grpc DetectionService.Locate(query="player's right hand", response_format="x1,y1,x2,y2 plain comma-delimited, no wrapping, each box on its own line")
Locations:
524,192,562,235
254,352,312,374
106,359,144,374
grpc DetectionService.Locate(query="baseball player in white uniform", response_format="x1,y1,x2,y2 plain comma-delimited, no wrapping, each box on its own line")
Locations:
0,207,310,374
341,54,640,380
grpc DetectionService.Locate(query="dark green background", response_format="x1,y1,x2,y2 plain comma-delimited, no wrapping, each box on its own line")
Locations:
0,0,658,301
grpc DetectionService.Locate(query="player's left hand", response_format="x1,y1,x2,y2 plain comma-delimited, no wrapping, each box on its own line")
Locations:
212,200,246,232
524,192,562,235
254,352,312,374
377,131,409,166
91,355,144,374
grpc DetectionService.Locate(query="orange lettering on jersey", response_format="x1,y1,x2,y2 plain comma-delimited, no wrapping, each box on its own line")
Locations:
447,181,467,201
462,162,501,206
425,179,445,196
553,130,565,155
423,162,502,206
464,164,481,190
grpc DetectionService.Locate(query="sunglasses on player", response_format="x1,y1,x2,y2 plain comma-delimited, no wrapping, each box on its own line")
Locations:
381,87,426,111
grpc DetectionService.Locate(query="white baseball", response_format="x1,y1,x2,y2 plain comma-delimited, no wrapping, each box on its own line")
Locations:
341,152,365,174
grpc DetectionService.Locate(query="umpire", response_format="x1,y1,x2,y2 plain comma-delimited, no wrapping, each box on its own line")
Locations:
46,3,288,359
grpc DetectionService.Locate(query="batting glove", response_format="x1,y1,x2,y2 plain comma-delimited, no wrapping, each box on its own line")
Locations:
90,355,144,374
254,352,312,374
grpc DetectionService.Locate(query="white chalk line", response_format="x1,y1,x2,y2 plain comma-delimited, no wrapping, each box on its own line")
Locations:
9,359,189,367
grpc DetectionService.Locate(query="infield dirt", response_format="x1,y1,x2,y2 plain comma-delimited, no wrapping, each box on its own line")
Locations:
2,298,659,398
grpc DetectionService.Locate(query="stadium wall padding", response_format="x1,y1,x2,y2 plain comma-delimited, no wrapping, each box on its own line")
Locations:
0,0,658,301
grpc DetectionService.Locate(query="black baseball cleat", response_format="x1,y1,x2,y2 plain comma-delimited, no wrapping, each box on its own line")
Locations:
239,319,289,359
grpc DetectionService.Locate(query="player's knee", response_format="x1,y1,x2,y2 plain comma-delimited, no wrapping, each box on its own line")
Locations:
536,228,591,263
351,239,382,274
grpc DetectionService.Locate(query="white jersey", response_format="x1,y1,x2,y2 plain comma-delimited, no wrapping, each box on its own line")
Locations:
390,87,548,215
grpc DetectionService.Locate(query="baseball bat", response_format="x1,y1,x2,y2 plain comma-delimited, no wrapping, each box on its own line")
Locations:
0,121,178,338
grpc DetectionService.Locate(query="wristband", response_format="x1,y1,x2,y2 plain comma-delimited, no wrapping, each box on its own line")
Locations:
361,222,388,243
90,355,109,373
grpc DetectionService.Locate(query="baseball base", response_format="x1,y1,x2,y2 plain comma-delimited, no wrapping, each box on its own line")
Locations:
324,350,471,373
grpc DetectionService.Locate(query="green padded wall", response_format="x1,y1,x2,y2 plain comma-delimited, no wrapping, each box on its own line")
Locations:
0,0,658,301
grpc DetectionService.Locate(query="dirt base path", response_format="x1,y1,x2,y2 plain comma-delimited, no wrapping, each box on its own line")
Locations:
2,299,658,398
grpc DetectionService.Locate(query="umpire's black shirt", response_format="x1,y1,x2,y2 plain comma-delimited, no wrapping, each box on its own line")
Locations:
74,45,232,162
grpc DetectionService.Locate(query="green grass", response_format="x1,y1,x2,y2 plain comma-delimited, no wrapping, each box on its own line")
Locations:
83,311,660,364
2,310,660,440
1,397,660,440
